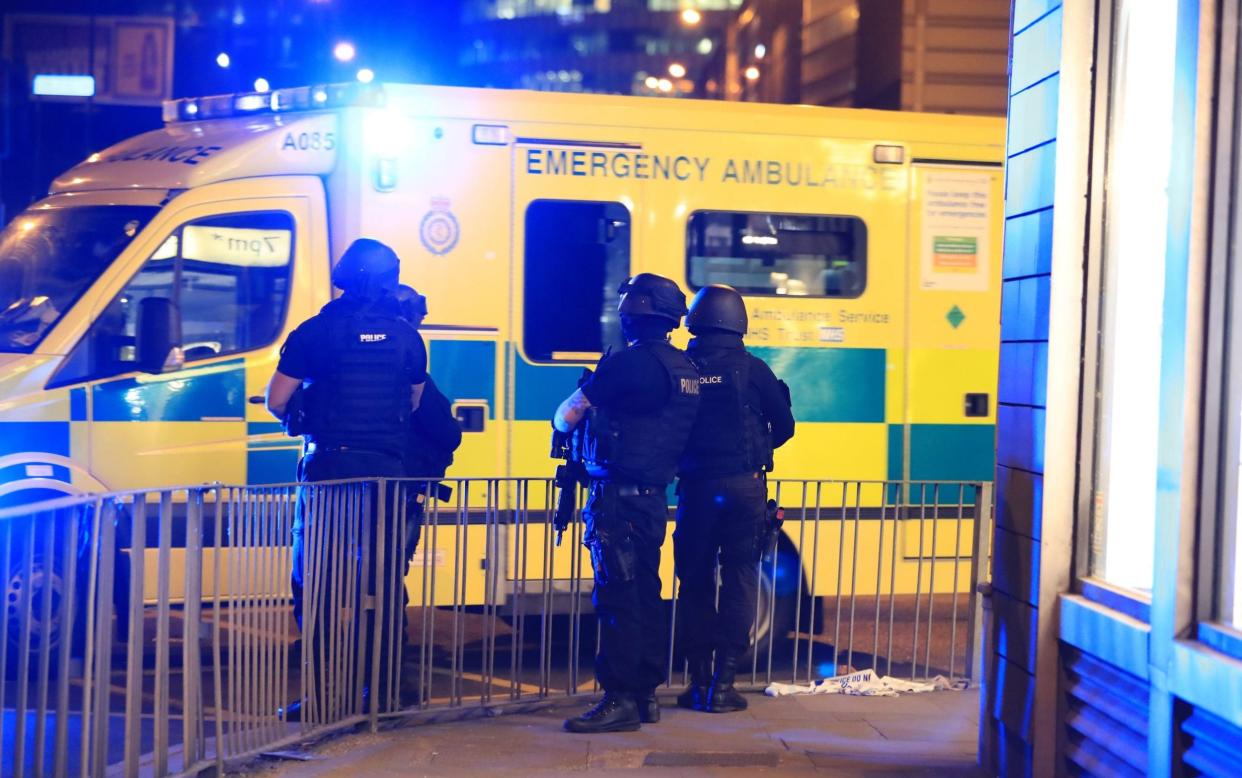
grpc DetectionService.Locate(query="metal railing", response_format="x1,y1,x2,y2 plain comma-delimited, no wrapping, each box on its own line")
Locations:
0,477,993,777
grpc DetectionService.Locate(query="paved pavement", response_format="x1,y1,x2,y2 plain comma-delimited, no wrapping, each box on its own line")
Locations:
247,687,981,776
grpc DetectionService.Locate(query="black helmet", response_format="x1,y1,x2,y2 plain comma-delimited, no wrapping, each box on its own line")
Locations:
394,284,428,322
331,238,400,298
687,284,747,335
617,273,687,327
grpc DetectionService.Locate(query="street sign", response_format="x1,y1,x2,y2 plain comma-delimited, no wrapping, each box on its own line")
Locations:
3,13,174,106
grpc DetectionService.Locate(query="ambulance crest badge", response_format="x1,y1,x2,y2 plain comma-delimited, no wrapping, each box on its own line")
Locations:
420,198,460,256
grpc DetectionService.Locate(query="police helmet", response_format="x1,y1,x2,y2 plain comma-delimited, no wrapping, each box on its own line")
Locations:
331,238,401,298
687,284,748,336
395,284,428,323
617,273,688,328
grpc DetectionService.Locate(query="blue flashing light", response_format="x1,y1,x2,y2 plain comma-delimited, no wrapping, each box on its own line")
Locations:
235,94,266,112
33,74,96,98
333,41,356,63
254,78,271,93
356,68,375,84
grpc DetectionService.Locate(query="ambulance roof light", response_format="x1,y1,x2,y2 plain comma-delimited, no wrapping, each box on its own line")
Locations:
161,82,385,124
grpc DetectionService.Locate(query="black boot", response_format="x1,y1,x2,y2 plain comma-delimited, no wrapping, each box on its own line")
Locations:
564,692,641,733
676,658,712,711
636,690,660,723
705,656,748,713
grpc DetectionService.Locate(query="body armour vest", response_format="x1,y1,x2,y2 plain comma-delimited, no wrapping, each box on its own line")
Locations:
304,301,416,455
583,341,700,485
679,343,774,478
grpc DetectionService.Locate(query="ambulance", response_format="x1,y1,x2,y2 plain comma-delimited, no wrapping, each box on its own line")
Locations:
0,83,1003,639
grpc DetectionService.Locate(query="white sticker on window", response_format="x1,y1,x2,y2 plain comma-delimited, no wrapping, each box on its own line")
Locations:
920,171,992,293
182,225,291,267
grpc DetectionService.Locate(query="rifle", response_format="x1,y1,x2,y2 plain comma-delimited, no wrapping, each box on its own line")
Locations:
550,368,594,546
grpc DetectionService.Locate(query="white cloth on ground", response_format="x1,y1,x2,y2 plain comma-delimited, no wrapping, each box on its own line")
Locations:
764,668,966,698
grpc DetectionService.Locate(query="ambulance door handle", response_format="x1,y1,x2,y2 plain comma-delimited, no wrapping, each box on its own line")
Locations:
248,396,265,404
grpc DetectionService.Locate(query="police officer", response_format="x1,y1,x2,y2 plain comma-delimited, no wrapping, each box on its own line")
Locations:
554,273,700,733
674,284,794,714
266,238,426,718
393,284,461,538
392,284,462,706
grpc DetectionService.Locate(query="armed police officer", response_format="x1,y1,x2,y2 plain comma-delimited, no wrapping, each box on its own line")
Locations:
392,284,462,706
674,284,794,714
266,238,426,718
554,273,700,733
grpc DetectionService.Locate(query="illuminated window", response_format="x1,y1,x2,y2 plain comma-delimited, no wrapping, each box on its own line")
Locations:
523,200,630,362
53,211,295,386
1086,0,1180,593
685,211,866,298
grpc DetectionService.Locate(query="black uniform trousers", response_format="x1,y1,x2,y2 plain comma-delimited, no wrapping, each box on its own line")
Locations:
583,480,669,696
673,472,768,664
291,448,407,715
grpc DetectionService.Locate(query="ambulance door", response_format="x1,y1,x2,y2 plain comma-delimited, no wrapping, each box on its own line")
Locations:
507,140,639,473
46,177,328,489
903,163,1005,496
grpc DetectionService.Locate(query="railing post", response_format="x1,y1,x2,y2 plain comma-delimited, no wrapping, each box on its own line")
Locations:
965,482,994,682
369,479,386,732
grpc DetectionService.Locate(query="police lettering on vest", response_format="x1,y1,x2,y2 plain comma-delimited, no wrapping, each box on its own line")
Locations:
583,342,700,485
680,349,774,477
303,303,419,455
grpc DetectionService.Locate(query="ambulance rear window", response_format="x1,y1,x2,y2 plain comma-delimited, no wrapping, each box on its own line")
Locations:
685,211,867,298
523,199,630,363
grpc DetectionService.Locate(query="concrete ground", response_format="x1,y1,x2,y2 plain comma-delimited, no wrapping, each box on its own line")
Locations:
247,687,981,776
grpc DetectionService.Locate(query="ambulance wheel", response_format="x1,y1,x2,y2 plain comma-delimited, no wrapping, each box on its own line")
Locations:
4,545,68,678
746,540,801,667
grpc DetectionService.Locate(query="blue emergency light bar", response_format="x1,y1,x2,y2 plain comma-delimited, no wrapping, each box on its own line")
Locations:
162,82,385,123
33,75,96,98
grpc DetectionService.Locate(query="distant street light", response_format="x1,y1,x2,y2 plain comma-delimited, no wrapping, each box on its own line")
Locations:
333,41,356,63
357,68,375,83
680,8,702,26
744,66,760,81
216,52,231,68
254,78,270,92
644,76,659,89
697,37,713,55
658,78,673,93
668,62,686,78
754,44,766,59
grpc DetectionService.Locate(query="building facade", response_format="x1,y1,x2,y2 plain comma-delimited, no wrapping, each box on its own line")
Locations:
458,0,743,97
720,0,1009,115
988,0,1242,774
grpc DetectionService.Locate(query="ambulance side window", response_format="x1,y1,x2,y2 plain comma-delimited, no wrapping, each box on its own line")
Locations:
52,211,295,386
523,200,630,362
685,211,867,298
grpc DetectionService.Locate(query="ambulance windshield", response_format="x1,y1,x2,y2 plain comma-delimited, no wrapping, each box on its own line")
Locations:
0,206,157,353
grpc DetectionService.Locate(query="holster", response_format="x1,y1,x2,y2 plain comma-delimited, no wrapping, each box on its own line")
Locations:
586,529,638,585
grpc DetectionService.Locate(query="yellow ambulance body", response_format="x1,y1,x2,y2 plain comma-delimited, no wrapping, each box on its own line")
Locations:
0,84,1003,607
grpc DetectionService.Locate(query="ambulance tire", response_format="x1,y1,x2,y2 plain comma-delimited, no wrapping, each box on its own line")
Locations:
3,504,130,680
4,535,69,679
745,537,804,667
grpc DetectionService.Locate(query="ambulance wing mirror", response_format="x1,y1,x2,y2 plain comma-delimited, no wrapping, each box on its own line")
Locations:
136,296,185,374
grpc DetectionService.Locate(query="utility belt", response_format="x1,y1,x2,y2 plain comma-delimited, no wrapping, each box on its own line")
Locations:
677,469,765,485
307,442,401,459
591,479,664,497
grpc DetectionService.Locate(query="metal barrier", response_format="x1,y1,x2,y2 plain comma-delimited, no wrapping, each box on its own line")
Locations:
0,477,992,777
